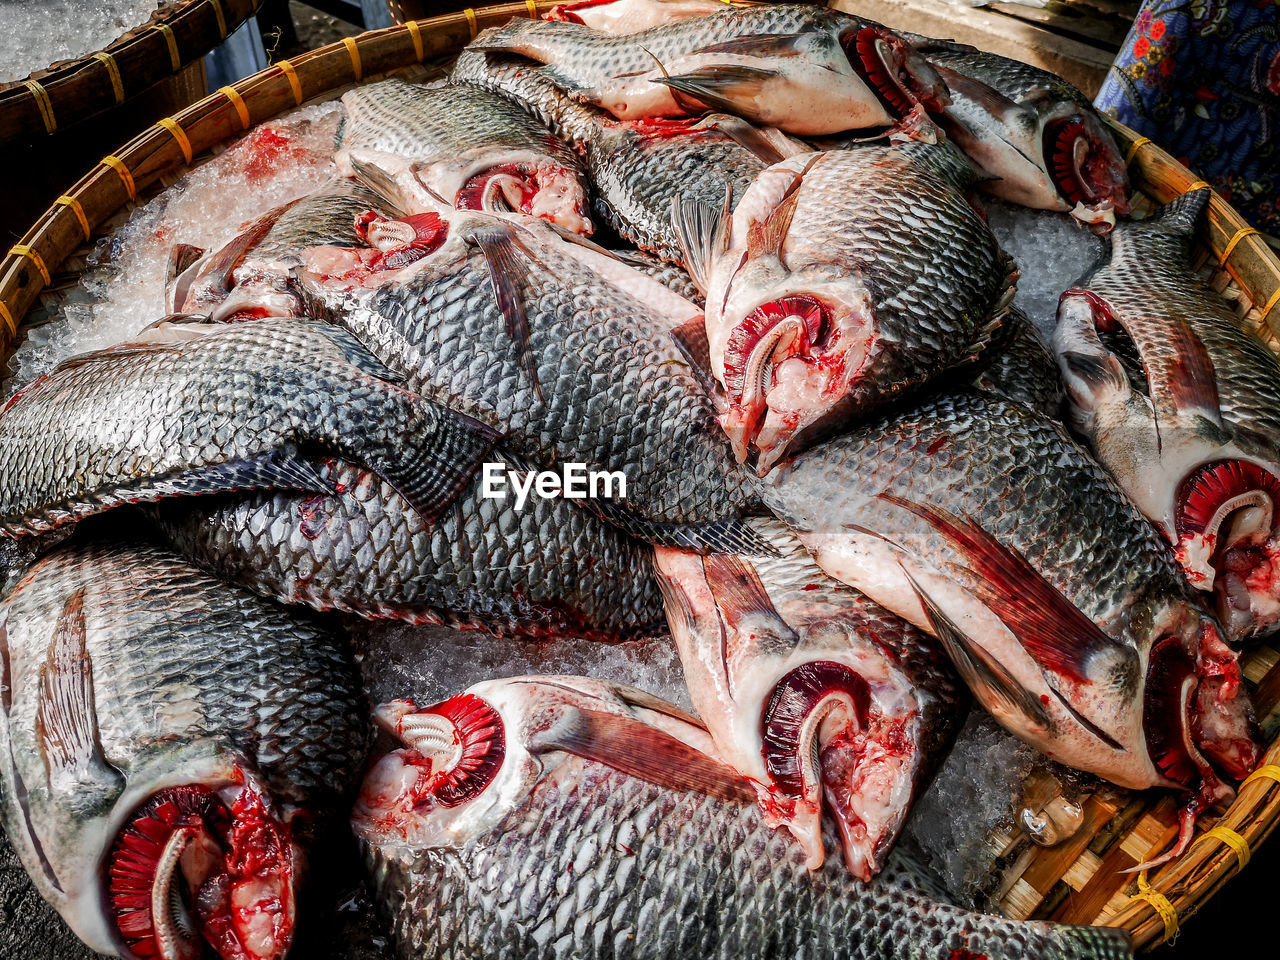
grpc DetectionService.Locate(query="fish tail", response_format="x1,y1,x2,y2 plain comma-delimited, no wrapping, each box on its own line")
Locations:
1150,185,1210,237
1046,923,1134,960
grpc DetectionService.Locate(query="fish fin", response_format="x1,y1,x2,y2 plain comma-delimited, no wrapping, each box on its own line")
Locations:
654,64,779,114
1059,349,1131,400
470,223,544,402
367,406,500,526
309,323,406,383
689,33,809,60
611,684,705,730
590,502,779,556
1151,187,1209,237
670,189,729,295
35,590,123,793
878,493,1130,685
900,568,1054,732
701,553,797,642
669,318,722,399
746,155,818,262
50,338,191,374
347,154,411,210
703,115,803,164
176,200,300,310
142,452,335,501
529,706,756,803
166,243,208,312
935,67,1030,124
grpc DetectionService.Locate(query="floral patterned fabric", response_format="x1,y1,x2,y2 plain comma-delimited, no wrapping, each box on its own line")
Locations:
1094,1,1279,235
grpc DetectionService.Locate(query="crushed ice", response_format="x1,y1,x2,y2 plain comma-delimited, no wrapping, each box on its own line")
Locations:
0,1,171,84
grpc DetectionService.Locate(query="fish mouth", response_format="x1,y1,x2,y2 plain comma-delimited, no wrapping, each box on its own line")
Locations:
844,28,950,123
1043,114,1131,224
107,784,296,960
720,294,867,475
760,660,916,879
1173,458,1280,640
454,161,592,235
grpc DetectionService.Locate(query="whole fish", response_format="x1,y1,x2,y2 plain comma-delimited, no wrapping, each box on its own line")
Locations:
758,390,1259,864
910,37,1130,229
335,79,591,233
1055,188,1280,642
171,178,397,319
545,0,728,33
655,518,963,878
970,305,1065,418
353,676,1132,960
0,538,367,960
675,144,1015,474
453,46,801,263
470,4,951,138
0,318,498,538
300,206,770,555
154,452,664,639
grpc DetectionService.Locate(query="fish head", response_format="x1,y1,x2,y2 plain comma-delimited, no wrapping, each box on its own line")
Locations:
654,541,940,881
710,249,875,475
1038,103,1130,230
354,678,750,853
840,26,951,119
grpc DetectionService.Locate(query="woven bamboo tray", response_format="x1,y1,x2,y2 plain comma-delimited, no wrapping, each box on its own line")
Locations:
0,0,262,142
1,2,1279,951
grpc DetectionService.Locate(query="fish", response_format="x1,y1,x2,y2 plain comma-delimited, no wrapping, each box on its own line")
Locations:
0,317,499,538
970,305,1065,418
335,79,591,233
674,144,1015,474
453,47,803,263
545,0,730,33
654,517,964,878
298,206,770,555
469,4,951,138
353,675,1133,960
909,36,1130,229
170,178,398,320
152,451,665,640
758,389,1260,865
1055,188,1280,642
0,537,368,960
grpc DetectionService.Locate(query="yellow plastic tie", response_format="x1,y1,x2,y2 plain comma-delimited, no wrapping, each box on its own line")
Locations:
101,154,137,202
1129,870,1179,943
276,59,303,106
54,195,91,240
218,85,250,130
210,0,227,39
153,23,181,71
22,78,56,134
0,300,15,340
525,0,538,16
92,52,125,104
1187,180,1212,193
1242,763,1280,789
156,117,193,164
1219,226,1260,266
406,19,424,61
342,36,362,81
1124,136,1151,166
1193,825,1251,870
1262,287,1280,321
464,7,477,38
9,245,50,286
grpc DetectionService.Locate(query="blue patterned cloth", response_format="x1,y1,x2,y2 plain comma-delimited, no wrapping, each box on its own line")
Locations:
1095,1,1280,234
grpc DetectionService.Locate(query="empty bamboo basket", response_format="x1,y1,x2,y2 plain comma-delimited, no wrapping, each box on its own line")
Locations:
1,2,1278,951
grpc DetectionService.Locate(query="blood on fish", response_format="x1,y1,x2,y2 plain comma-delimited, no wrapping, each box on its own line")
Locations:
415,694,505,807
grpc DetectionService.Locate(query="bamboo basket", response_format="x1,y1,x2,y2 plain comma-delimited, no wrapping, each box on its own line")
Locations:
0,0,262,142
1,2,1279,952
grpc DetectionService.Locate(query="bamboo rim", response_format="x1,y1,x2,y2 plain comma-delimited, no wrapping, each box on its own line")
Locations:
1,4,1279,950
0,0,262,142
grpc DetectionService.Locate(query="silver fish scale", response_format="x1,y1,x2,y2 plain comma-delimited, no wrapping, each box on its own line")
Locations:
615,251,703,306
452,49,764,263
251,179,390,261
970,307,1064,418
785,150,1007,410
1,539,366,812
339,79,581,177
0,320,448,536
475,5,873,93
340,244,755,531
155,455,664,638
918,47,1093,110
364,757,1130,960
763,391,1189,631
1084,216,1280,447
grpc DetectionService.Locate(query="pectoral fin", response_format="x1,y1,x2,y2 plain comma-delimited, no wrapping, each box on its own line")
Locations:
670,189,730,295
470,223,544,402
